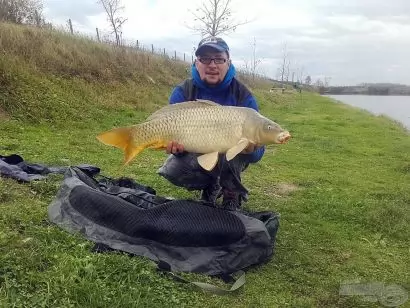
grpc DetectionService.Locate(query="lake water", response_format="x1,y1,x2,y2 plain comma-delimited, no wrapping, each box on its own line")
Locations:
325,95,410,130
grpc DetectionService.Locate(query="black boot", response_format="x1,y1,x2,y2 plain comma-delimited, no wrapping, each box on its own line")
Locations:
221,189,242,211
200,182,222,204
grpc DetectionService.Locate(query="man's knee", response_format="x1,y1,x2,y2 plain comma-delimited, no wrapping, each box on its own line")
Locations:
157,153,212,190
224,154,250,174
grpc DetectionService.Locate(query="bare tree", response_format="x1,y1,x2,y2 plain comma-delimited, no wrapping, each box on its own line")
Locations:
315,78,326,94
314,78,324,87
187,0,249,37
97,0,127,46
285,59,291,82
250,37,262,82
278,42,290,83
305,75,311,86
31,7,46,26
297,66,305,84
241,59,253,84
0,0,45,25
241,37,262,84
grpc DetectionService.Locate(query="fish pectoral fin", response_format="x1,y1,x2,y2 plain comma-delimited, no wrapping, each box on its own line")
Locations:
226,138,250,161
197,152,219,171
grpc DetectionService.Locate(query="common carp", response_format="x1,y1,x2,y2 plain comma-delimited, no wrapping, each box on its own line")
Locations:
97,100,291,171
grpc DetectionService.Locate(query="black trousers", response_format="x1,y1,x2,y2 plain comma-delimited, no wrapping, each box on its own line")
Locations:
157,152,250,200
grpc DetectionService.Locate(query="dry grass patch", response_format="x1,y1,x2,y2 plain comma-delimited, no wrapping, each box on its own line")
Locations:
264,183,301,198
0,107,9,120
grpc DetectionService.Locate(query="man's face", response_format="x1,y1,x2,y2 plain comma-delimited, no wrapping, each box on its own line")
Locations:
195,49,230,86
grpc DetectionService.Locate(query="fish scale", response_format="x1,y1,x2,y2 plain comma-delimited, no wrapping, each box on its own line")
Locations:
139,106,246,153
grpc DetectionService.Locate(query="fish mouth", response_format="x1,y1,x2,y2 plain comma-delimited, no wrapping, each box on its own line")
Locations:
276,131,291,144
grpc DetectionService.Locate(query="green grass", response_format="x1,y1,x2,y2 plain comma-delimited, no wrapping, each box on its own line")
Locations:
1,22,410,308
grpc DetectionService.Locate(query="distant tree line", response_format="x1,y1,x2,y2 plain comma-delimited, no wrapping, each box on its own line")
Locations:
323,84,410,96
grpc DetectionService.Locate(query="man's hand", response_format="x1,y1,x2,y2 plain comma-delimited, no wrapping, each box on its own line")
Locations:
241,143,258,154
166,141,185,154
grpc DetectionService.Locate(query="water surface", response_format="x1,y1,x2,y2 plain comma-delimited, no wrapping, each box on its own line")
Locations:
325,95,410,130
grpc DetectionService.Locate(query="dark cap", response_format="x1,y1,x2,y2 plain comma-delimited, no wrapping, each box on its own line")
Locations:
195,36,230,56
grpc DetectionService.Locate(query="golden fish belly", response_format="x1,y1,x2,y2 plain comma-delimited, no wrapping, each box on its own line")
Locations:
137,107,245,153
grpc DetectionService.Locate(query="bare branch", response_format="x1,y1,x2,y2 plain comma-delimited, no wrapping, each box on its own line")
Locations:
241,37,263,84
97,0,127,46
285,59,291,82
279,42,288,83
251,37,262,82
186,0,249,37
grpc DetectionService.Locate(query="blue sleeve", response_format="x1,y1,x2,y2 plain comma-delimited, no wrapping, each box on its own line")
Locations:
169,86,186,104
240,94,266,163
242,94,259,111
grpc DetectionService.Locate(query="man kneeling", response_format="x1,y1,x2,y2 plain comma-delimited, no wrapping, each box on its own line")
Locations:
158,36,265,210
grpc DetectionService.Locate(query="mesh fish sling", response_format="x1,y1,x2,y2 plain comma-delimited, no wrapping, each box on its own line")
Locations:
48,167,280,294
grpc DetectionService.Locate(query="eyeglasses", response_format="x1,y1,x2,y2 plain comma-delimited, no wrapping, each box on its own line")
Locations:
198,57,228,65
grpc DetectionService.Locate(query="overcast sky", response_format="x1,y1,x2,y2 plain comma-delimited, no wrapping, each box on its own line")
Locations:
43,0,410,86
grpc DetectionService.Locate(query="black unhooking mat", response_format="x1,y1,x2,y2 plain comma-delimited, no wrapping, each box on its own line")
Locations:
48,167,280,276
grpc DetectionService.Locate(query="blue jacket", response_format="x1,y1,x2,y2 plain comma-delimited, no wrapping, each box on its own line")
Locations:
168,64,265,163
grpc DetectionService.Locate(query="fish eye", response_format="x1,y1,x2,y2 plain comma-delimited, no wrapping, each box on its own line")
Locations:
264,123,280,132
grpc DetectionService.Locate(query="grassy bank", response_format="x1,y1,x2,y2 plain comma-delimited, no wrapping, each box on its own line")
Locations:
1,23,409,307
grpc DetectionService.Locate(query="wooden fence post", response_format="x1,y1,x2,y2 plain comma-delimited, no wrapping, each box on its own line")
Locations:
96,27,100,42
68,19,73,34
151,44,154,53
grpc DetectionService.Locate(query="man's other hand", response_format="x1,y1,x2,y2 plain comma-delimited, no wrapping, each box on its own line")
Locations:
166,141,185,154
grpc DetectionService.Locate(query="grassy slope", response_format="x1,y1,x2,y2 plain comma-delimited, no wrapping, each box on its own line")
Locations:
1,23,409,307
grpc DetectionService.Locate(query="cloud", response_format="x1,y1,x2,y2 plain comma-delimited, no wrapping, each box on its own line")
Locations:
42,0,410,85
44,0,105,27
225,1,410,85
315,0,410,19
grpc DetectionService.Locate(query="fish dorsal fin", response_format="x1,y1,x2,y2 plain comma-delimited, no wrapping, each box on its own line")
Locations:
197,151,219,171
194,99,220,106
146,100,220,121
226,138,250,161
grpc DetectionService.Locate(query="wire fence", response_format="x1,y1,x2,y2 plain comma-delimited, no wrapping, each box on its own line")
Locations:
63,18,271,83
66,19,199,64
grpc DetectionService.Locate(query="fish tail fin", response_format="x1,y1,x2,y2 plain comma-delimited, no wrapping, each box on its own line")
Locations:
97,126,145,165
